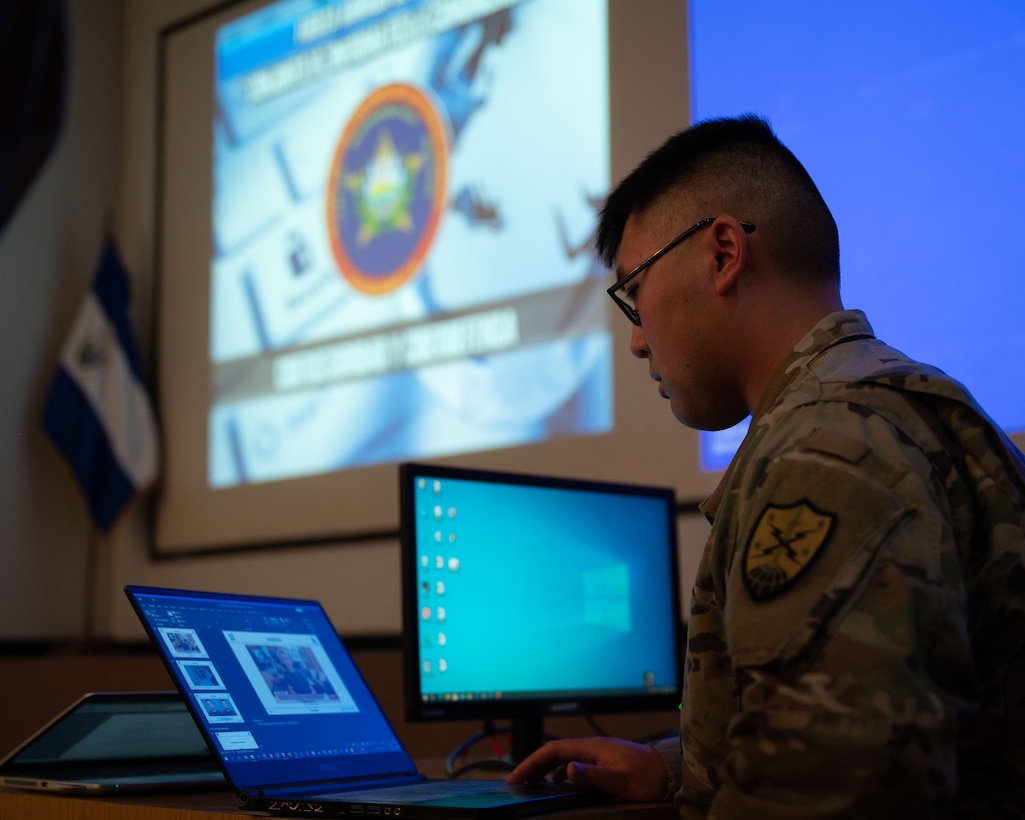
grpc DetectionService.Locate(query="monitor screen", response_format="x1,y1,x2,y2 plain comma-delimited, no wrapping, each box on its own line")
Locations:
398,462,682,760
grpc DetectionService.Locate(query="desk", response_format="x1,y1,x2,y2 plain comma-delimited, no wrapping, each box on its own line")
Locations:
0,787,683,819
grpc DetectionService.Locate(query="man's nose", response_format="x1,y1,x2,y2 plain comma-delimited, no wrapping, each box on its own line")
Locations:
629,323,649,359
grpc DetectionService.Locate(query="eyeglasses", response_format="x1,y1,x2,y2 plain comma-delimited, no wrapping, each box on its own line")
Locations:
606,217,756,325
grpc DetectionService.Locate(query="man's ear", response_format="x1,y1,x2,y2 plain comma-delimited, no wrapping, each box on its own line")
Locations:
710,216,748,296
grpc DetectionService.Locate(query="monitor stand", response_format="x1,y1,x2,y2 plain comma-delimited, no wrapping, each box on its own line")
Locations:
509,715,545,763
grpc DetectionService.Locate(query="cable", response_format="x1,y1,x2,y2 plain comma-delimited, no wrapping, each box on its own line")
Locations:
445,720,513,777
444,720,563,778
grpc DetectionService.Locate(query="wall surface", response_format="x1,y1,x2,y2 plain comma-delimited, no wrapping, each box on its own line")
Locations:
0,0,125,640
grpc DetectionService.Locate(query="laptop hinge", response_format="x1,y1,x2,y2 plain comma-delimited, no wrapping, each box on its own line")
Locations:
245,771,426,797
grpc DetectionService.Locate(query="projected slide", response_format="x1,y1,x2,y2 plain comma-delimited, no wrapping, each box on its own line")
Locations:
691,0,1025,470
208,0,611,487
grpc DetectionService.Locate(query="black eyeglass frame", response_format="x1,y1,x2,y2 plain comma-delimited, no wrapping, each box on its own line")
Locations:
606,217,756,325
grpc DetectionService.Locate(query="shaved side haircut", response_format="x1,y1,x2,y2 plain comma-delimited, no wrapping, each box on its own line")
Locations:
598,114,840,286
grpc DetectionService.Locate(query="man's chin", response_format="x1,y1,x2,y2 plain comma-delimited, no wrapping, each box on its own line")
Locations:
669,400,747,432
669,402,698,428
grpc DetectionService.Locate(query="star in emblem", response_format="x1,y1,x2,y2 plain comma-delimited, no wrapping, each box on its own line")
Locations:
343,129,424,246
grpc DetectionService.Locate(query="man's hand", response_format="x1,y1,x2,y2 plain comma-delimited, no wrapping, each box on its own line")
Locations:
507,737,669,802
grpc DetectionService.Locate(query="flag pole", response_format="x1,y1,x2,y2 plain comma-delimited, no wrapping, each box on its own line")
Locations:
42,238,161,619
82,526,100,645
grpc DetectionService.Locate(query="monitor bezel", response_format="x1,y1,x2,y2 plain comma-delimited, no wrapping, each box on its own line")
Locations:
398,461,684,735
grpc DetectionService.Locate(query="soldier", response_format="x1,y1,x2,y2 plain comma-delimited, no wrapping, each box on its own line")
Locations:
508,115,1025,817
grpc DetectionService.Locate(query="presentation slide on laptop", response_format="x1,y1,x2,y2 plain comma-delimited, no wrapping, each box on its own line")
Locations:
129,587,413,787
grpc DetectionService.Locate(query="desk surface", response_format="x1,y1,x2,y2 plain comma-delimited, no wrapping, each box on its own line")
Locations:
0,787,682,819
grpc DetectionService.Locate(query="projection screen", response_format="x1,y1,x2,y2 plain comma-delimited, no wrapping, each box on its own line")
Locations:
154,0,700,555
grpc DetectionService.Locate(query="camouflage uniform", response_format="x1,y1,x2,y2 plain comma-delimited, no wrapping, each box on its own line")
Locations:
654,310,1025,818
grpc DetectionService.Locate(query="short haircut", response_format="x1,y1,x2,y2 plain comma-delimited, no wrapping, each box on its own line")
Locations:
597,114,840,284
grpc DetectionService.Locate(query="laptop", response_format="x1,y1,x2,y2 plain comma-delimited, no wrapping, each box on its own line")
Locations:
124,585,601,818
0,691,224,794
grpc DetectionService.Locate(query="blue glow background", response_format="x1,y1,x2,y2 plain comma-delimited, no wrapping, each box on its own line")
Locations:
693,0,1025,470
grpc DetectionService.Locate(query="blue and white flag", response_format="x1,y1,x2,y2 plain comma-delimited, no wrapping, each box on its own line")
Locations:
43,240,160,531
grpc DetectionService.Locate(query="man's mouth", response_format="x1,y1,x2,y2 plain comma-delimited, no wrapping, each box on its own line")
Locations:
651,372,667,397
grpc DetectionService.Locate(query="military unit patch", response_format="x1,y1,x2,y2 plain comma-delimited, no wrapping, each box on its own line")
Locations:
743,499,836,601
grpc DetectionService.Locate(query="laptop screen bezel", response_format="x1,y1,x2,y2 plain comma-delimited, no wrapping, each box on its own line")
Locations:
124,586,419,793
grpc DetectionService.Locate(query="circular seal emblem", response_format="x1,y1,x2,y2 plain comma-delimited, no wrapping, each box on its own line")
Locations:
326,83,449,295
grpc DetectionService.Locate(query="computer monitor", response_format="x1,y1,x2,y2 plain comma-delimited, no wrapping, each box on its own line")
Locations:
398,462,682,762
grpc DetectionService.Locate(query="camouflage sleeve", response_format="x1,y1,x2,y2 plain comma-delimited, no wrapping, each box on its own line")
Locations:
650,735,684,802
708,403,975,816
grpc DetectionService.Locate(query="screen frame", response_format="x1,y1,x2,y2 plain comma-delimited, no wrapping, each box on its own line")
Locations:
397,461,684,758
124,585,418,791
150,0,698,558
0,691,216,771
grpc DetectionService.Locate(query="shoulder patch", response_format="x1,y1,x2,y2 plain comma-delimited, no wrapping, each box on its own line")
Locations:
743,500,837,601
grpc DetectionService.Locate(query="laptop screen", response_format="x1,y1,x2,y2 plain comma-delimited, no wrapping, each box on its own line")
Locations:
125,587,415,791
2,692,212,766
